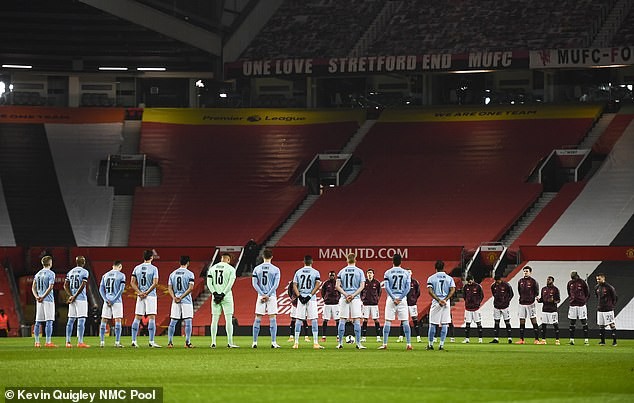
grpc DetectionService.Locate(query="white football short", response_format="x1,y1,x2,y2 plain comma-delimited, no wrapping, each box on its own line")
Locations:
429,301,451,325
35,301,55,322
362,305,380,319
102,302,123,319
541,311,558,325
464,309,482,324
597,311,615,326
255,295,279,316
384,298,408,321
568,305,588,320
493,308,511,321
171,302,194,319
135,295,157,315
408,305,419,318
518,303,537,319
294,298,318,320
322,304,339,321
68,299,88,318
338,296,362,319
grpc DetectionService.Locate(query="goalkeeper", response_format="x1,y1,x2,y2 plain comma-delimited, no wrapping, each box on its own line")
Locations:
206,253,238,348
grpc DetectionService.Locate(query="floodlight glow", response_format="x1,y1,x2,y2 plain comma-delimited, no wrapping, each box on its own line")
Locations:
137,67,166,71
99,67,128,71
2,64,32,69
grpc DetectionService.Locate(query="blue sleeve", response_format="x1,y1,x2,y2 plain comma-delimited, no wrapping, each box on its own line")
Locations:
99,278,107,301
399,275,411,300
269,270,281,297
252,273,265,295
113,282,125,302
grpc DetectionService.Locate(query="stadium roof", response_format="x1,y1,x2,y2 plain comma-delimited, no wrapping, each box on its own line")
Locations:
0,0,260,75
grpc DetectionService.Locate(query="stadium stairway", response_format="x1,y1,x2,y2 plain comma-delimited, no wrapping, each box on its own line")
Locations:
129,109,363,247
46,120,124,246
279,105,599,248
0,122,75,245
0,175,16,246
539,110,634,245
501,192,557,247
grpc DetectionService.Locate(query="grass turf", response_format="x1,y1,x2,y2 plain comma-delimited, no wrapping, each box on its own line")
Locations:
1,336,633,402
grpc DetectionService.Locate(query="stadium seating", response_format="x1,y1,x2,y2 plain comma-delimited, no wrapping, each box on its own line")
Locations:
279,107,598,249
45,118,124,246
0,265,19,336
510,182,586,249
539,112,634,245
0,176,16,246
366,0,615,54
241,0,384,59
128,110,361,247
611,5,634,46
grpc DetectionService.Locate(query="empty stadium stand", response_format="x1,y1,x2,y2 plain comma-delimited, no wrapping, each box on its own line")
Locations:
45,111,125,246
0,176,16,246
0,122,75,245
128,109,362,247
279,106,600,249
0,264,19,336
241,0,384,59
539,110,634,245
366,0,615,54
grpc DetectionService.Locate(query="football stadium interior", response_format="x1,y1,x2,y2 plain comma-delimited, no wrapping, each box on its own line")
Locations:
1,0,634,343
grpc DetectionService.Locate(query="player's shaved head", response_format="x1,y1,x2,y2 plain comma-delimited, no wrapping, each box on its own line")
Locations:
262,249,273,260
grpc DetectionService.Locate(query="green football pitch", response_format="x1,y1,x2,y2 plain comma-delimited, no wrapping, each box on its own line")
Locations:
1,336,633,402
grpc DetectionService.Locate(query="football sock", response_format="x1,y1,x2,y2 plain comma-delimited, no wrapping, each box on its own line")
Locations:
168,319,177,343
374,320,382,336
399,324,404,337
225,315,234,345
337,319,345,344
34,322,41,343
252,317,261,343
353,319,361,344
383,321,391,344
184,319,192,344
533,323,540,340
99,322,106,342
148,319,156,342
412,319,420,337
66,317,76,343
290,318,296,336
465,323,471,338
505,321,512,338
519,323,525,339
428,324,436,346
403,321,411,344
569,324,575,340
303,320,309,337
582,322,588,339
493,320,500,338
541,324,547,339
554,324,559,340
439,324,448,346
77,317,86,343
115,321,122,343
477,323,483,339
322,320,328,337
131,318,140,342
211,315,219,345
599,327,605,343
270,317,277,343
45,320,53,343
295,319,302,341
611,327,617,343
362,320,368,337
311,319,319,343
